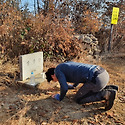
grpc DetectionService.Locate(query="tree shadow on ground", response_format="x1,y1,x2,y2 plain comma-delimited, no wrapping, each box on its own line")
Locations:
25,95,106,124
0,85,26,124
0,83,106,124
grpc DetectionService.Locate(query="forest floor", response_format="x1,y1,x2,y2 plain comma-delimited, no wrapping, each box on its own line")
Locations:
0,56,125,125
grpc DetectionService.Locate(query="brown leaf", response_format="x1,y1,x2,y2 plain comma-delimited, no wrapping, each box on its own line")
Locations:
46,91,52,95
62,115,69,119
21,42,25,45
88,120,96,124
115,120,124,124
72,119,79,123
39,112,46,117
94,115,98,123
106,111,113,118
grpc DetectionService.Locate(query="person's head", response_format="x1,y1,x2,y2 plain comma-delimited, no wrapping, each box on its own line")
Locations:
45,68,58,82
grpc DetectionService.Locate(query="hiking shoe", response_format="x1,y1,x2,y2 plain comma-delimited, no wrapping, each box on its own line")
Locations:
104,85,118,91
105,89,116,111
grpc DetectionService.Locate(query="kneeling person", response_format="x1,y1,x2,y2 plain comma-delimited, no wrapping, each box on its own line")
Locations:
45,61,118,111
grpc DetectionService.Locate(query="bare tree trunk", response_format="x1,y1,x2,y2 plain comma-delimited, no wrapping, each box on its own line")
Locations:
43,0,49,16
34,0,36,16
37,0,40,15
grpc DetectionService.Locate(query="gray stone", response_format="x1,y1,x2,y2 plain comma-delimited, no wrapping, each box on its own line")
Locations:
74,34,100,58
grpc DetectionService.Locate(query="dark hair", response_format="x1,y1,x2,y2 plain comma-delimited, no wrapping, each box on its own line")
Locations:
45,68,55,82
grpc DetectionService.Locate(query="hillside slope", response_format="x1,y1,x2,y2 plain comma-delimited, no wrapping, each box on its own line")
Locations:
0,57,125,125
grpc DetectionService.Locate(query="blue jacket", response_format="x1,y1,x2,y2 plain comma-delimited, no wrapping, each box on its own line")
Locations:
54,61,98,101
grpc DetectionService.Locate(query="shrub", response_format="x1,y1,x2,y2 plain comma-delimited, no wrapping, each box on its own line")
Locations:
0,2,83,61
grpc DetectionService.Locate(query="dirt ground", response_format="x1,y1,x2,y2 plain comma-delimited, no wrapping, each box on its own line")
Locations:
0,56,125,125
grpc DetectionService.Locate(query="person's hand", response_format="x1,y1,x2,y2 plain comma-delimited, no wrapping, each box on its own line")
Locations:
68,84,74,89
52,94,60,101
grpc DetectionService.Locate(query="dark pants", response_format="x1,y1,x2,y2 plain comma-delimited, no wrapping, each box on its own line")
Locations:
74,69,109,104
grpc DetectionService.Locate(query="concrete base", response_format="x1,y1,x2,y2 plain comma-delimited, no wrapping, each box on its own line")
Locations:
17,72,46,88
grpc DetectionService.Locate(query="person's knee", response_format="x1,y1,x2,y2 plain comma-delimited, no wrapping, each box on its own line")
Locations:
74,97,85,104
75,99,80,104
74,97,80,104
76,99,87,104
